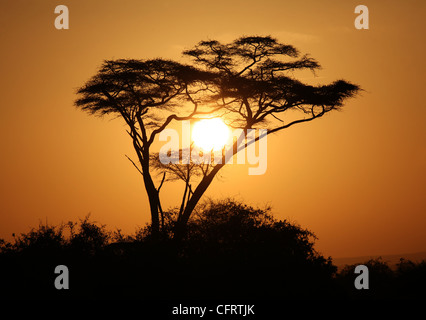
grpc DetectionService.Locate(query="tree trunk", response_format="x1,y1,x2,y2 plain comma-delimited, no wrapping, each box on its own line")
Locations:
174,163,224,241
142,164,160,240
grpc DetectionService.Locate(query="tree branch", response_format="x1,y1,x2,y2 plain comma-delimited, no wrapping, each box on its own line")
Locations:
125,155,143,176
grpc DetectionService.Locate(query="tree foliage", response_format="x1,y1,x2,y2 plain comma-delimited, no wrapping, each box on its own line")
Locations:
183,36,360,130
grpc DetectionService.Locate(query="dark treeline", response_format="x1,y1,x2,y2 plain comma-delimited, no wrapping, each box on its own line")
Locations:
0,199,425,300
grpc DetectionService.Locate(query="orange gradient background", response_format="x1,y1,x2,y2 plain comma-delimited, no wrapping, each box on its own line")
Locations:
0,0,425,259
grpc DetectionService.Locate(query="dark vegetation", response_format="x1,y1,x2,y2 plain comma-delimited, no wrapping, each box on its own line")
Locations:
1,199,425,300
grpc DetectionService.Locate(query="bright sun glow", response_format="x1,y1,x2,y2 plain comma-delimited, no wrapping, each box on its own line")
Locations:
192,118,230,151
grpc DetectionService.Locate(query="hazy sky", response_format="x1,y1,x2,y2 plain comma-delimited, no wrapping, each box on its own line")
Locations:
0,0,425,258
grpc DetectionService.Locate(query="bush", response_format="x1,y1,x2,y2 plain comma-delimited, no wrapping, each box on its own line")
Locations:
3,200,424,300
335,257,426,299
173,199,337,299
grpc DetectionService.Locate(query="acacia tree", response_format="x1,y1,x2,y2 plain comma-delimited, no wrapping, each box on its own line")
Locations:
76,36,360,241
75,59,217,239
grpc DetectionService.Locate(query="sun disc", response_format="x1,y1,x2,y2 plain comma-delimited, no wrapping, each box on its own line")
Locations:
192,118,230,151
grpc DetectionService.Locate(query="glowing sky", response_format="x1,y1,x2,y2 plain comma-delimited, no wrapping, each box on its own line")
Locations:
0,0,425,258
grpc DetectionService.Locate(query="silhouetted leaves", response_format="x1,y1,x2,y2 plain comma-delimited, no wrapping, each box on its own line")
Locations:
184,35,360,129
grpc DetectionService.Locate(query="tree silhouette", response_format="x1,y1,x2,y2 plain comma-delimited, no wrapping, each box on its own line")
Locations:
150,148,217,230
76,36,360,240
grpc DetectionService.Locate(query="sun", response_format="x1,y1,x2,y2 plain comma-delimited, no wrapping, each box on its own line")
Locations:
192,118,230,151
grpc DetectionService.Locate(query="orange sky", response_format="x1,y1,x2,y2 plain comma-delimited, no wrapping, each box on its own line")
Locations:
0,0,425,258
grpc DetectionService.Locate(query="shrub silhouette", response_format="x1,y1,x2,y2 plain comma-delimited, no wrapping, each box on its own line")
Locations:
337,258,394,299
68,216,111,254
159,199,337,299
394,259,426,299
336,258,426,299
1,201,425,300
5,223,66,254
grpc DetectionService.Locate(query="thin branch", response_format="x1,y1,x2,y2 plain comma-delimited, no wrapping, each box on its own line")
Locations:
157,172,166,193
270,113,284,122
125,155,143,176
